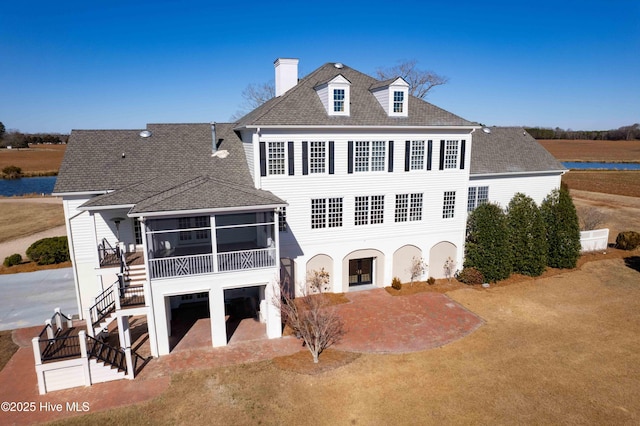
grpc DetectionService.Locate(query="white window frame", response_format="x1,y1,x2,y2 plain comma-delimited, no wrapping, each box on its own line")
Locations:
309,141,326,174
333,89,345,113
395,194,409,222
355,195,384,225
444,140,459,169
311,198,343,229
443,191,456,219
267,141,286,175
467,186,489,212
393,91,404,113
410,140,425,170
354,141,386,172
409,193,423,221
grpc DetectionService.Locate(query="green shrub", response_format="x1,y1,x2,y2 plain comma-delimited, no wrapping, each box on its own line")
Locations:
391,277,402,290
427,277,436,285
616,231,640,250
464,203,513,282
507,193,547,276
541,186,581,269
3,253,22,267
456,267,484,285
26,236,69,265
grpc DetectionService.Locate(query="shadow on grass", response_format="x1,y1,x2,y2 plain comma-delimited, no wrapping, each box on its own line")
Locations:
624,256,640,273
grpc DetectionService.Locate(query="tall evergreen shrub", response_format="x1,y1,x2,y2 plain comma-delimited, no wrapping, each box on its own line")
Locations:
464,203,512,282
506,193,547,276
540,186,581,269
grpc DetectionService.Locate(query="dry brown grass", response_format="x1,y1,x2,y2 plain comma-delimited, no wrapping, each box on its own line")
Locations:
0,331,18,371
0,201,65,243
563,170,640,198
539,139,640,162
0,144,66,175
50,257,640,425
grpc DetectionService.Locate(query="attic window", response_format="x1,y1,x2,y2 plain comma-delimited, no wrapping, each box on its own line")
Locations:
333,89,345,112
393,91,404,113
371,77,409,117
315,74,351,116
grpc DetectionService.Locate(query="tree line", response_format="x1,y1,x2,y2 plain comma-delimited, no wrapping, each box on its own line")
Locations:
0,122,68,148
525,124,640,141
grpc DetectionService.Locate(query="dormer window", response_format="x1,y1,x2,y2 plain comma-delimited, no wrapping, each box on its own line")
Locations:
334,89,345,112
371,77,409,117
393,91,404,113
315,75,351,116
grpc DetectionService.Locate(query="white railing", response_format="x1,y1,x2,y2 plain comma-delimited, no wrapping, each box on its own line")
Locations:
217,247,276,272
149,253,214,279
580,228,609,253
149,248,277,279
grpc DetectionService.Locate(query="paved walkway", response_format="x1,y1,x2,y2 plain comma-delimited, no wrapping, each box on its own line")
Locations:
0,288,482,425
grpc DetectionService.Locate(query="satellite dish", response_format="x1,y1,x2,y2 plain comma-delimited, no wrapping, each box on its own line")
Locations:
139,130,152,138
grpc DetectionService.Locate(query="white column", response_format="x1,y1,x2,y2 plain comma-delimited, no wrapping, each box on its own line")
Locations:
265,282,282,339
210,287,227,347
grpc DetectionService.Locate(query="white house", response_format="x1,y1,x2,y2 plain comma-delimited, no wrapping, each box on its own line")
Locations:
51,58,566,365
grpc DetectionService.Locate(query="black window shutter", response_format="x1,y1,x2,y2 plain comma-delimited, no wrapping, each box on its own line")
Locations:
404,140,410,171
439,140,445,170
329,141,335,174
302,141,308,175
427,140,433,171
259,142,267,177
288,142,295,176
388,141,394,172
347,141,354,174
460,140,466,170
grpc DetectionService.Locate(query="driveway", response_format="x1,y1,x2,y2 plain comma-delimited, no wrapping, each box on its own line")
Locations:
0,267,76,331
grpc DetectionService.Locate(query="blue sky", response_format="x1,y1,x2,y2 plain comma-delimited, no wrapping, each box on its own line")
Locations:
1,0,638,134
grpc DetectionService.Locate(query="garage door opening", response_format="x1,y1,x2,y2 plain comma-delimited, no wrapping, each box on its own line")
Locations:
224,286,267,343
169,292,210,352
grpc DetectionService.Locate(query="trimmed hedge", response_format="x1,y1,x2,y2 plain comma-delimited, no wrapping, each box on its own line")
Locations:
3,253,22,267
507,193,547,276
26,236,69,265
541,186,581,269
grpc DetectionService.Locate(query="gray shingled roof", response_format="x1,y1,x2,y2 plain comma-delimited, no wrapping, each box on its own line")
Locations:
471,127,566,175
54,123,284,213
236,62,476,127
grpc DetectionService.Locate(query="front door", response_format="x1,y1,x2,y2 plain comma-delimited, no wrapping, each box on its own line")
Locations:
349,258,373,286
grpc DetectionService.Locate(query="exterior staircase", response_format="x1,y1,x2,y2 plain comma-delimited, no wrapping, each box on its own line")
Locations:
88,359,127,383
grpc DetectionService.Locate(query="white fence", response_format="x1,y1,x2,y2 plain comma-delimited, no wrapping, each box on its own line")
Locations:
580,228,609,253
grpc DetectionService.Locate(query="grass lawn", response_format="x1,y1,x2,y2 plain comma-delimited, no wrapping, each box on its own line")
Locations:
563,170,640,198
47,256,640,425
0,144,65,176
539,139,640,162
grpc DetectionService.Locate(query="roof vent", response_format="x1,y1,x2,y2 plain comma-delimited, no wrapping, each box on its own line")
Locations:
212,149,229,159
139,130,152,138
334,62,344,69
482,127,491,134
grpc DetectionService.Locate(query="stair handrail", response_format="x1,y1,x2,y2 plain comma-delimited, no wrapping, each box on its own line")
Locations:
89,283,116,328
98,238,120,266
86,335,128,373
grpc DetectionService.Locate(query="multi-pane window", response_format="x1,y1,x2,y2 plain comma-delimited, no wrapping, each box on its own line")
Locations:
328,198,343,228
395,193,422,222
268,141,286,175
178,216,210,241
354,141,386,172
444,140,459,169
467,186,489,211
393,91,404,113
409,193,423,221
355,195,384,225
395,194,409,222
410,140,425,170
333,89,345,112
371,141,385,171
278,207,287,231
194,216,209,239
133,220,143,245
179,217,191,241
309,141,326,174
311,198,343,229
443,191,456,219
371,195,385,224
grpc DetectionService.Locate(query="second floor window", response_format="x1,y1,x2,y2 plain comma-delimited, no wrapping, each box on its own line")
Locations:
444,140,459,169
268,141,286,175
311,198,343,229
355,195,384,225
467,186,489,211
354,141,386,172
443,191,456,219
395,193,423,222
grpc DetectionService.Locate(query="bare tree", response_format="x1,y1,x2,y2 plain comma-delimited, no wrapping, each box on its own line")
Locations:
376,59,448,99
409,256,426,285
274,270,345,363
230,81,275,121
307,268,330,293
577,206,607,231
443,257,456,283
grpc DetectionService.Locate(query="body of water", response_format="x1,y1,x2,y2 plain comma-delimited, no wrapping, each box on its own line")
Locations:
562,162,640,170
0,176,57,196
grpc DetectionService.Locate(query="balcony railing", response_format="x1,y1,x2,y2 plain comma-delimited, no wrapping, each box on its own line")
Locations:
148,247,276,279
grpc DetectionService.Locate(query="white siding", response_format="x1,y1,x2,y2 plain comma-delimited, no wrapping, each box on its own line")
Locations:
372,88,389,115
469,173,563,208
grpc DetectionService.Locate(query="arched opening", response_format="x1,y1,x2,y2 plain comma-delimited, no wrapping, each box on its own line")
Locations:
342,249,385,292
392,244,423,283
428,242,457,279
306,254,333,292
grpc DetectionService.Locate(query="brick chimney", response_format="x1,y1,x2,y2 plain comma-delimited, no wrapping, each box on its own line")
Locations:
274,58,299,97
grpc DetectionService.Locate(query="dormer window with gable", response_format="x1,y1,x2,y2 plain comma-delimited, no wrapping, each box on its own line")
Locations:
315,74,351,116
371,77,409,117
